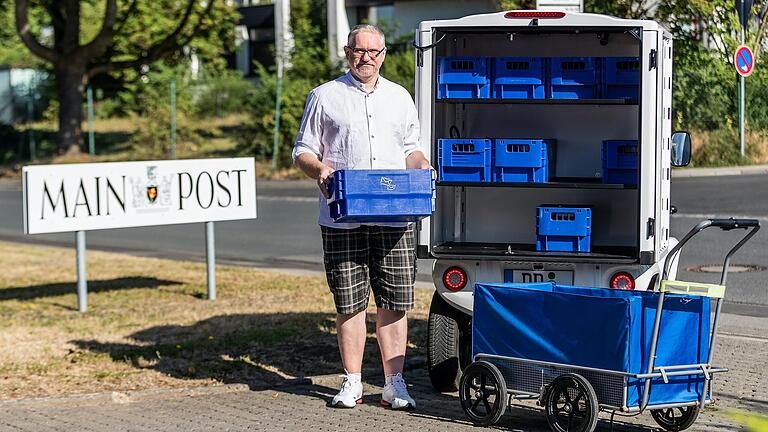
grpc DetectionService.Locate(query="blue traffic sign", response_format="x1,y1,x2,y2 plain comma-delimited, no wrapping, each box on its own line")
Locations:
734,45,754,77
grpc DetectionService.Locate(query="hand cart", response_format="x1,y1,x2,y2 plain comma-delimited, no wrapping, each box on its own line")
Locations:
459,218,760,432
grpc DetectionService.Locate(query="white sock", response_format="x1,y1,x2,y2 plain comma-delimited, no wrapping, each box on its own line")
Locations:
385,373,403,386
344,370,362,383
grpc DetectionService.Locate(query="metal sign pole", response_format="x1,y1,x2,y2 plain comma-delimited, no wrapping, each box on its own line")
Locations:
76,230,87,312
205,221,216,300
87,85,95,156
740,31,746,159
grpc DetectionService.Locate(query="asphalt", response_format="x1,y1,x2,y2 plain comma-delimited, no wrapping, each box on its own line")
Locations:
0,165,767,431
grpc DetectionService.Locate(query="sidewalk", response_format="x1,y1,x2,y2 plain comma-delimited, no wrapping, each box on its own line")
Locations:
1,311,766,432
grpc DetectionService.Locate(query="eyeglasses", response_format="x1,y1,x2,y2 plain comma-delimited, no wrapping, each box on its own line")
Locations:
345,46,386,59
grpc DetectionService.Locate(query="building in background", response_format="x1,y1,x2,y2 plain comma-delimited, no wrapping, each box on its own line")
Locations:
0,67,48,125
328,0,499,64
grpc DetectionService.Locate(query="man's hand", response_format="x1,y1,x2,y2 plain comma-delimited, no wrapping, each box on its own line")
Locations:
318,165,334,199
406,150,433,171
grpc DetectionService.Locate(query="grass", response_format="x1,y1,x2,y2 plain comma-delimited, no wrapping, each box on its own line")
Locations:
0,241,433,400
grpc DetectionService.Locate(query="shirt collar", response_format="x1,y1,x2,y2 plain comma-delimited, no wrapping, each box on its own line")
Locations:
344,71,383,94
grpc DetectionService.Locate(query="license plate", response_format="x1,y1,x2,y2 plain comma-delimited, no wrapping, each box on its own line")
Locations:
512,270,574,284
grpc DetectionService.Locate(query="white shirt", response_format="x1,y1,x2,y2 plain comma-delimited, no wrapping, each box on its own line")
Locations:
292,72,423,228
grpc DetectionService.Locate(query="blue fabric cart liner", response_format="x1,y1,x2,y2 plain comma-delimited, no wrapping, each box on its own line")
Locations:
473,282,711,408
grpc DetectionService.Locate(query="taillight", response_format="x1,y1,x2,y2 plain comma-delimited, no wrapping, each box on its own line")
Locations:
443,267,468,292
504,11,566,19
610,272,635,290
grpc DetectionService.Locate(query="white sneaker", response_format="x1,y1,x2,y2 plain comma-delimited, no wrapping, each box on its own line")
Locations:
380,373,416,410
331,374,363,408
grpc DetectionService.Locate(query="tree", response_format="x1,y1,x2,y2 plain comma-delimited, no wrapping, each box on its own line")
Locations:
14,0,236,154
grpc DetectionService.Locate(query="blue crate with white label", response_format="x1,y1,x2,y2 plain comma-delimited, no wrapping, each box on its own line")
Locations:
492,139,556,183
603,57,640,100
492,57,546,99
437,57,490,99
536,206,592,252
328,169,435,223
602,140,638,185
438,138,492,182
549,57,601,99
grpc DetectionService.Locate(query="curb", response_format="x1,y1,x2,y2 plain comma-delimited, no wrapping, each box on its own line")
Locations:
673,164,768,178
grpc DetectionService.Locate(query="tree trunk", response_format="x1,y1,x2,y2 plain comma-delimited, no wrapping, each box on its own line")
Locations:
56,64,85,155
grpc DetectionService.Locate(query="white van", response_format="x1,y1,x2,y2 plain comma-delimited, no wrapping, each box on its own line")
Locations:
413,10,692,391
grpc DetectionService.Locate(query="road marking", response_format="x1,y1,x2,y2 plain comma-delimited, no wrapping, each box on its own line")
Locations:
256,195,316,203
674,213,768,223
719,332,768,343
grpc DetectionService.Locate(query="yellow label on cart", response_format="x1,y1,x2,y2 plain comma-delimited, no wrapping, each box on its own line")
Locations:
659,280,726,298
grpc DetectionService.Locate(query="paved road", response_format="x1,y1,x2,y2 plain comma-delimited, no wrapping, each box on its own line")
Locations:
1,312,766,431
1,174,767,311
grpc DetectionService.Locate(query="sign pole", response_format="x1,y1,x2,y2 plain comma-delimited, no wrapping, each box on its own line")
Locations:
87,85,95,156
205,221,216,300
76,230,88,312
740,31,746,159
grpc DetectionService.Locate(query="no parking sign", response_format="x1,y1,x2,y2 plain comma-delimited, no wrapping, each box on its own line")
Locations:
734,45,755,77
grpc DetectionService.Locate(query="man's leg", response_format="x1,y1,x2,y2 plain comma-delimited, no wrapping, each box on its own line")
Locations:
321,225,370,407
337,309,367,374
370,225,416,409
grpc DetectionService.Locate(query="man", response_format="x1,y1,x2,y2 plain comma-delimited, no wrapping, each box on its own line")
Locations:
292,24,430,410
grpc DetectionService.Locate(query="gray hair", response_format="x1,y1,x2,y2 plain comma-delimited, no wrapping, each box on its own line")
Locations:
347,24,386,48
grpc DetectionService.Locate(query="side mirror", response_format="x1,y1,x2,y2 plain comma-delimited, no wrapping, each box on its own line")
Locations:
671,131,692,167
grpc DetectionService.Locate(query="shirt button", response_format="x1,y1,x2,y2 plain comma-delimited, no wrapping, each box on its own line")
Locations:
371,135,375,138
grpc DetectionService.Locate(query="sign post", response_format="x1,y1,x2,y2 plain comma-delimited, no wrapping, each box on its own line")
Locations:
22,158,257,311
734,45,754,160
736,0,753,159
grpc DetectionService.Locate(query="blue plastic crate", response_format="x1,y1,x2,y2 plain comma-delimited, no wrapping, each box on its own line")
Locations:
549,57,601,99
473,282,711,408
437,57,490,99
328,169,435,223
438,139,492,182
536,206,591,252
602,140,638,185
604,57,640,99
492,57,546,99
492,139,556,183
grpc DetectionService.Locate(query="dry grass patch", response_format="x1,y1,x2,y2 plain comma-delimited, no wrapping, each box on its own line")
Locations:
0,241,432,400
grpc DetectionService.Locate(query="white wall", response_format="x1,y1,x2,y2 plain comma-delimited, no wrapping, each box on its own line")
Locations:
392,0,499,36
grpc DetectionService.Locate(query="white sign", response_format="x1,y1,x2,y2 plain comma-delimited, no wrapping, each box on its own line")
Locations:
536,0,583,12
23,158,257,234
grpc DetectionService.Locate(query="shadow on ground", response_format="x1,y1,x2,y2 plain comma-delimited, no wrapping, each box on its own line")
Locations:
71,311,428,391
0,277,181,301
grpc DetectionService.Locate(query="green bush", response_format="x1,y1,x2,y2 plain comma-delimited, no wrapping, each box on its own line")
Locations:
192,71,257,117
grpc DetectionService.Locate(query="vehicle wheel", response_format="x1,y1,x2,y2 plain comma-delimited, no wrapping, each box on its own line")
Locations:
650,406,699,431
545,373,599,432
427,291,471,392
459,361,507,426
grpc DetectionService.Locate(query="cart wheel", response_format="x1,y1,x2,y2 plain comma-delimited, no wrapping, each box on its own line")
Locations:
650,406,700,431
544,373,599,432
459,361,507,426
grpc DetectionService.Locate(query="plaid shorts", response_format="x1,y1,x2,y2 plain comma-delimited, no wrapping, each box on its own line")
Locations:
321,224,417,315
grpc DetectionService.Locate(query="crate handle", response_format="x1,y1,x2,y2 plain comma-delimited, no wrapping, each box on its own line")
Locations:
551,211,576,221
506,143,531,153
561,61,586,71
450,60,475,70
618,145,638,155
616,60,640,71
505,61,530,70
452,143,476,153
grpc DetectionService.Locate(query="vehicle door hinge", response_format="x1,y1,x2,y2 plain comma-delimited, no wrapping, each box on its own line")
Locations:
649,49,657,70
647,217,655,238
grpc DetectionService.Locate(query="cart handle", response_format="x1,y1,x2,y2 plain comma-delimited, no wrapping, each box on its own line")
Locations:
661,218,760,286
